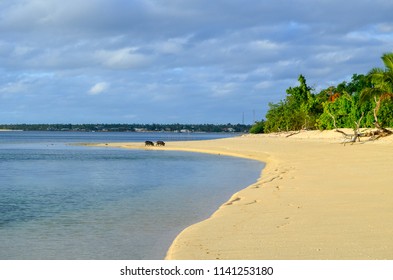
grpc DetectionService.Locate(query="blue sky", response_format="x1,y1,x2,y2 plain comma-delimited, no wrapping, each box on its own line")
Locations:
0,0,392,124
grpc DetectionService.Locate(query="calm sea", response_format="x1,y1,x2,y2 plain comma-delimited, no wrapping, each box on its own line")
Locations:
0,131,264,260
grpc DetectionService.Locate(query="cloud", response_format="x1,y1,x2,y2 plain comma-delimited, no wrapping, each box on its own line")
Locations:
152,35,192,54
94,48,151,69
88,82,109,95
211,83,237,97
0,81,28,95
0,0,392,124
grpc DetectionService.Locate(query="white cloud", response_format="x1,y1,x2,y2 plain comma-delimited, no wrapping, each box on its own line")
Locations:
314,51,353,64
248,40,282,51
211,83,237,97
0,0,393,123
88,82,109,95
152,35,192,54
254,81,273,90
0,81,28,95
95,48,150,69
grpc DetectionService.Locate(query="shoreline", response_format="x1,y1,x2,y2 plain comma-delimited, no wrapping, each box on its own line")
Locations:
91,130,393,260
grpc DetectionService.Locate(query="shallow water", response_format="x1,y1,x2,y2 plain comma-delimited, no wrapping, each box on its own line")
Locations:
0,131,264,259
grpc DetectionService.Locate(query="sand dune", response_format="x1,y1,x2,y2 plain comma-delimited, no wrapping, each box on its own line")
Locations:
97,130,393,260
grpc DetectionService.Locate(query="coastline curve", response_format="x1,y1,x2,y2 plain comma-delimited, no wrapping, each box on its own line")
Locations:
91,131,393,260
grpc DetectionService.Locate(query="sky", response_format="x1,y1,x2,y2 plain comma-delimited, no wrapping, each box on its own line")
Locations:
0,0,392,124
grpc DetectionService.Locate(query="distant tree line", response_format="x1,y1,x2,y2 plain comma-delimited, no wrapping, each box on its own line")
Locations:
250,52,393,133
0,123,251,133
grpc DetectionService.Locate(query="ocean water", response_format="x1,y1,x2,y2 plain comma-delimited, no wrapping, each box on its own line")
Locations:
0,131,264,260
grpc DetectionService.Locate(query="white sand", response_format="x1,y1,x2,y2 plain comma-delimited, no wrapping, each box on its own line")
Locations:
94,130,393,259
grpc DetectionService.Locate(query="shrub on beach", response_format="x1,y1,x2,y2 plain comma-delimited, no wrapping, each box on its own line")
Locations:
249,121,265,134
258,53,393,133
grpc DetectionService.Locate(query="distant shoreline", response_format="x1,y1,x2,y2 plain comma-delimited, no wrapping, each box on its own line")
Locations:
93,130,393,260
0,123,251,133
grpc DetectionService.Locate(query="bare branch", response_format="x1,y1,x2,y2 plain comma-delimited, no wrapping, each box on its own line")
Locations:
286,130,302,138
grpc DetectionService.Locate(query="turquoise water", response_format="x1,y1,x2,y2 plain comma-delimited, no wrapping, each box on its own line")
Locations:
0,131,264,259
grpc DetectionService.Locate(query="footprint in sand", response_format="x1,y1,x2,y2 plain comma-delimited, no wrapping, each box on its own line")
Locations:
245,200,258,205
224,197,241,206
276,217,291,228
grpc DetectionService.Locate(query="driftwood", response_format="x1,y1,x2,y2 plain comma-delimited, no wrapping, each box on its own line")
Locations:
367,96,393,139
335,129,366,145
286,130,302,138
328,111,392,144
278,112,392,143
364,123,393,140
336,127,392,144
328,112,363,144
285,121,311,138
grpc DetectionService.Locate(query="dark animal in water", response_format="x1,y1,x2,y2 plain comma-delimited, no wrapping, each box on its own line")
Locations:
156,141,165,146
145,141,154,146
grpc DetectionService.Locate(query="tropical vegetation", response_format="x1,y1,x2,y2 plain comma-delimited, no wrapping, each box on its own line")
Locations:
250,52,393,133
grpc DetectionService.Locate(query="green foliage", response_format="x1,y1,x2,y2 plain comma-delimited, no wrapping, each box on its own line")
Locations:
315,74,375,129
317,93,362,129
338,74,371,96
264,75,322,132
360,53,393,125
259,53,393,132
378,99,393,127
249,120,265,134
264,102,286,132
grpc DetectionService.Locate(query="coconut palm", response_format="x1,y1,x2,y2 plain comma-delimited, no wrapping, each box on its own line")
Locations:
361,53,393,127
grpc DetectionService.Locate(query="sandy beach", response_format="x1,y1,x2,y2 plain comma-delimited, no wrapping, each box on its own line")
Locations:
95,130,393,260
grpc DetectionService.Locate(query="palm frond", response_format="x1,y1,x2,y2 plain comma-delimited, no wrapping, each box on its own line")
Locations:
368,67,384,75
381,53,393,72
360,87,383,103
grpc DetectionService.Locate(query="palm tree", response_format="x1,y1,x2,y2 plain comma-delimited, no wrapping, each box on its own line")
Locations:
361,53,393,128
